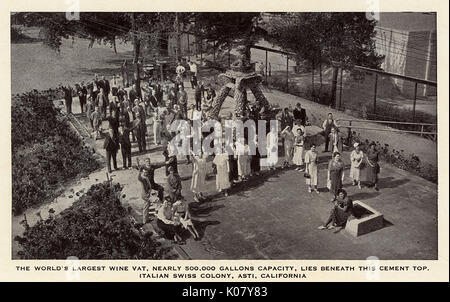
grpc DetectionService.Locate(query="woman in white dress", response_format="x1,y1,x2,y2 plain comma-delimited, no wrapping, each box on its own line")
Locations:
266,131,278,170
190,150,208,202
213,152,231,196
350,142,364,189
304,144,319,193
236,141,251,180
292,127,305,171
281,126,295,168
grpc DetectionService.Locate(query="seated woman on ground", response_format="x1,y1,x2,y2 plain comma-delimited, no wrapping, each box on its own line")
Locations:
156,197,184,244
318,189,354,230
172,198,200,240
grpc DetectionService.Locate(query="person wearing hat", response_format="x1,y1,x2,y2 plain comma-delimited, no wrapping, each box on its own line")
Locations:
350,142,364,189
365,142,380,191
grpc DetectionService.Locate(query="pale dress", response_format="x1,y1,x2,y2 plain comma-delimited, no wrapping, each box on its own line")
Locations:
304,150,319,186
350,150,364,181
281,129,295,164
191,155,208,193
237,144,251,177
213,154,231,191
292,135,304,166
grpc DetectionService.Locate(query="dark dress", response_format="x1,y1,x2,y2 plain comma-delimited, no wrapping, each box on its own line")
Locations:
330,197,353,227
229,155,239,182
328,159,344,196
366,149,380,184
168,173,182,202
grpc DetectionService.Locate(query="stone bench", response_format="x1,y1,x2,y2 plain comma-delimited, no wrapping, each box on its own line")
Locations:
345,200,384,237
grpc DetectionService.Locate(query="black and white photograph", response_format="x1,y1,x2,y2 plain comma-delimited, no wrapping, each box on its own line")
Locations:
5,1,448,285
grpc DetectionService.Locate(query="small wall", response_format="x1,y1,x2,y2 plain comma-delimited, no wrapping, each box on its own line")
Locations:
345,200,384,237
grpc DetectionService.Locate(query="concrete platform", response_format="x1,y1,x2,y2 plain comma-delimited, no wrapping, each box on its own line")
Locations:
345,200,384,237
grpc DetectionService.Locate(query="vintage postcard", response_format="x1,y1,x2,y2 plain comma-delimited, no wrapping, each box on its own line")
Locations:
0,0,448,283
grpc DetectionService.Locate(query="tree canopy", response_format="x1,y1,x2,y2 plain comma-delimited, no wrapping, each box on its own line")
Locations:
265,12,384,69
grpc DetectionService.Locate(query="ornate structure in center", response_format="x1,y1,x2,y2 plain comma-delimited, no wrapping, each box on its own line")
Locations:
205,47,271,121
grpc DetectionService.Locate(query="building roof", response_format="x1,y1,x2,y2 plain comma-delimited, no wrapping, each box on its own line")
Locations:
377,12,436,32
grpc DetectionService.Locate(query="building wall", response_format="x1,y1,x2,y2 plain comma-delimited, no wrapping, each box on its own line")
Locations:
376,29,437,98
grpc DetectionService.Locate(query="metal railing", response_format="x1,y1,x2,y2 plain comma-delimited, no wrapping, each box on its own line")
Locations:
337,118,437,141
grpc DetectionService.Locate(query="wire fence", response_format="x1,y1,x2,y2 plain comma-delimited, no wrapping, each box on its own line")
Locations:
247,46,437,139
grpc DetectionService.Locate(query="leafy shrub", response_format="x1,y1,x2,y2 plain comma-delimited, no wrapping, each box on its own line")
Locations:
352,136,437,184
12,90,100,215
15,182,174,259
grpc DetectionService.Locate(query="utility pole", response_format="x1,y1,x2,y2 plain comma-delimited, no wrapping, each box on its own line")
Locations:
131,12,141,97
175,12,181,62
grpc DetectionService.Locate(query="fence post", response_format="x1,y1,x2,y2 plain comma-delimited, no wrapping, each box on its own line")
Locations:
286,55,289,93
265,50,268,84
420,125,424,137
339,68,343,110
348,120,352,144
200,40,203,65
373,73,378,114
413,82,418,121
187,34,190,58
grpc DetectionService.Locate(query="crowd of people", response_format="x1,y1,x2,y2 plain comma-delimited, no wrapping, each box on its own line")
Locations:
59,58,382,243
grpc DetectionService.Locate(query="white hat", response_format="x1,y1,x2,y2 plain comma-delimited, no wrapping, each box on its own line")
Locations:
353,142,359,148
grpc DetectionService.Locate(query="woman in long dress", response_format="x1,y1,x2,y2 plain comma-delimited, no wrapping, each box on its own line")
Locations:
281,126,295,168
318,189,353,230
172,198,200,240
292,127,305,171
350,142,364,189
304,144,319,193
365,142,380,191
327,152,345,202
190,150,208,202
236,141,251,180
266,131,278,170
213,152,231,196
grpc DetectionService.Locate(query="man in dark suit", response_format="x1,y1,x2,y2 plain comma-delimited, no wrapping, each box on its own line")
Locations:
148,90,159,109
118,122,134,169
129,84,139,103
293,102,307,126
132,110,146,152
60,84,73,114
102,75,111,100
103,126,119,173
194,81,205,111
76,83,87,113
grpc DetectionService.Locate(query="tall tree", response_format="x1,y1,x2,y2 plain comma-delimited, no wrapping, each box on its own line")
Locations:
265,12,384,106
189,13,264,65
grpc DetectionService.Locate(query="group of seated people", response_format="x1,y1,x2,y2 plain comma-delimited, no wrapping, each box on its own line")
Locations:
138,158,200,244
